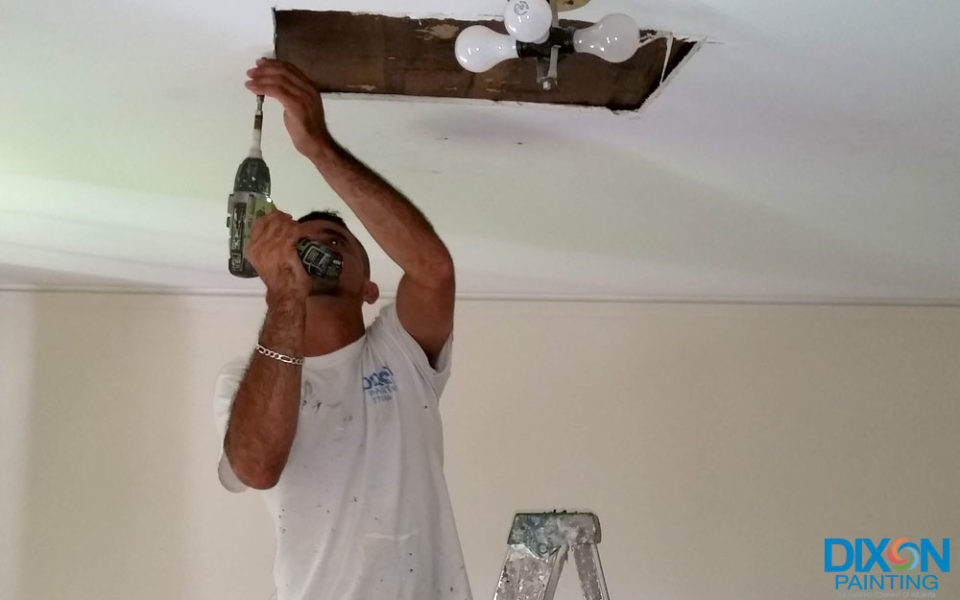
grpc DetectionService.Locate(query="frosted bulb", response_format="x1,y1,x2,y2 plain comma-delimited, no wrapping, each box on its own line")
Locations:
572,14,641,63
503,0,552,43
455,25,519,73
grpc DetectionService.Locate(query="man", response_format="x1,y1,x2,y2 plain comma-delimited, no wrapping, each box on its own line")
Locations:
214,58,472,600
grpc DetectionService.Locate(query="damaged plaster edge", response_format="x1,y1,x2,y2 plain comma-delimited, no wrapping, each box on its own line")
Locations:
623,37,707,119
323,92,637,115
273,7,503,22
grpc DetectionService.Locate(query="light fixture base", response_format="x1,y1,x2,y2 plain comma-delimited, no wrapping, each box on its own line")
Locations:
554,0,590,12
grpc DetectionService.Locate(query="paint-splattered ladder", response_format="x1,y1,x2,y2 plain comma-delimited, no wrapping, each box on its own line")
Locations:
493,512,610,600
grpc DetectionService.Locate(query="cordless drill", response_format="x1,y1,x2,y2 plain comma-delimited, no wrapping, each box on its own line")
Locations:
227,95,343,281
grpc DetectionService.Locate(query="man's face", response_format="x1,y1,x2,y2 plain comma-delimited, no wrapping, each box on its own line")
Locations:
296,219,370,299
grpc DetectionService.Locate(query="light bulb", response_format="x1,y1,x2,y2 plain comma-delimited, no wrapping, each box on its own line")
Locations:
503,0,552,43
455,25,519,73
572,14,641,63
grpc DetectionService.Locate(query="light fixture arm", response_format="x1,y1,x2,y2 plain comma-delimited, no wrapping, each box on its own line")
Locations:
535,46,561,90
516,26,572,90
539,0,562,90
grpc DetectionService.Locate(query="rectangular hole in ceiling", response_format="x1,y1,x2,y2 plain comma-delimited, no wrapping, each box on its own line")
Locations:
274,10,698,111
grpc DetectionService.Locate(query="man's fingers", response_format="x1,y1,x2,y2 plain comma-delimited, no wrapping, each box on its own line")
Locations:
252,210,291,230
247,62,315,97
246,79,315,117
251,211,298,246
255,58,313,84
245,71,313,99
246,75,310,101
246,76,311,101
259,212,297,238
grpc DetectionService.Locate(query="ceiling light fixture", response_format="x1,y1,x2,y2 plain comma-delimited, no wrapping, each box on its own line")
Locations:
455,0,656,90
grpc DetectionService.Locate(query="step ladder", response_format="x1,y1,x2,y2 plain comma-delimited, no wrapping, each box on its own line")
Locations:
492,512,610,600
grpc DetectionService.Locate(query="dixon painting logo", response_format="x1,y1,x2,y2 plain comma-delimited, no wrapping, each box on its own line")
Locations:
825,538,950,598
362,365,397,403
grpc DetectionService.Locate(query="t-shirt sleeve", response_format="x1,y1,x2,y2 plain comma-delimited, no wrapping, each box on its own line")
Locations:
372,303,453,399
213,357,250,493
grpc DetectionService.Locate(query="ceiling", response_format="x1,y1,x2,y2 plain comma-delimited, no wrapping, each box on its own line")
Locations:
3,0,958,304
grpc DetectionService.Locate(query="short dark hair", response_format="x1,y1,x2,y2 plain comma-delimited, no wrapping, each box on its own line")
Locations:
297,210,371,277
297,210,347,228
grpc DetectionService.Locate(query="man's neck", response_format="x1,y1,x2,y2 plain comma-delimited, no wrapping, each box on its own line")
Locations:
302,297,366,357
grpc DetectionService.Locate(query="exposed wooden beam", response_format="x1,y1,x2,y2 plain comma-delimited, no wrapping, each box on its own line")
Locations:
274,10,697,110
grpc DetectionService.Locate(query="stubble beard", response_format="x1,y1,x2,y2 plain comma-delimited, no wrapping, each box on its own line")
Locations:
309,276,342,297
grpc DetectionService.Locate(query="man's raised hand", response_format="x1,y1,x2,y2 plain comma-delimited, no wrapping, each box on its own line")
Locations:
246,211,311,304
245,58,332,159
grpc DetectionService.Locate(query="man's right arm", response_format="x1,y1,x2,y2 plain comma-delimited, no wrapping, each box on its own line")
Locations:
224,298,304,489
223,211,311,490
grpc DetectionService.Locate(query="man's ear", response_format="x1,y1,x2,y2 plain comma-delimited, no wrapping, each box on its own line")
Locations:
363,281,380,305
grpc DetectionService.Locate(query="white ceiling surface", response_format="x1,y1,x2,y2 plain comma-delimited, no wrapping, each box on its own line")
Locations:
3,0,958,303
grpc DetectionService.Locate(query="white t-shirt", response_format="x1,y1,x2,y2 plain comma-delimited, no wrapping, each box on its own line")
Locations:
214,304,472,600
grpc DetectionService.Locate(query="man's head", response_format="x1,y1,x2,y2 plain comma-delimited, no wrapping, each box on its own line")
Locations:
297,210,378,304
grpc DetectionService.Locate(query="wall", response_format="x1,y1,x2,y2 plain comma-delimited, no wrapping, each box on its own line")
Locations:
1,291,957,599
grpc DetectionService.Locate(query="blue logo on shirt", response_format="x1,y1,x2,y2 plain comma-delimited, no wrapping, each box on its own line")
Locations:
363,366,397,403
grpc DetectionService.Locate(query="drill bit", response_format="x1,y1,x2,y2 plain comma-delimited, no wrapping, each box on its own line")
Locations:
234,95,271,195
249,94,264,159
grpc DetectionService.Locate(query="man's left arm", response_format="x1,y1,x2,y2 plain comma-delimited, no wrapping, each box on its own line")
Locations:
312,138,455,366
246,59,455,365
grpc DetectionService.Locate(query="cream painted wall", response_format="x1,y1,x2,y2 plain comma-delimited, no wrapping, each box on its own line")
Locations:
1,291,958,600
